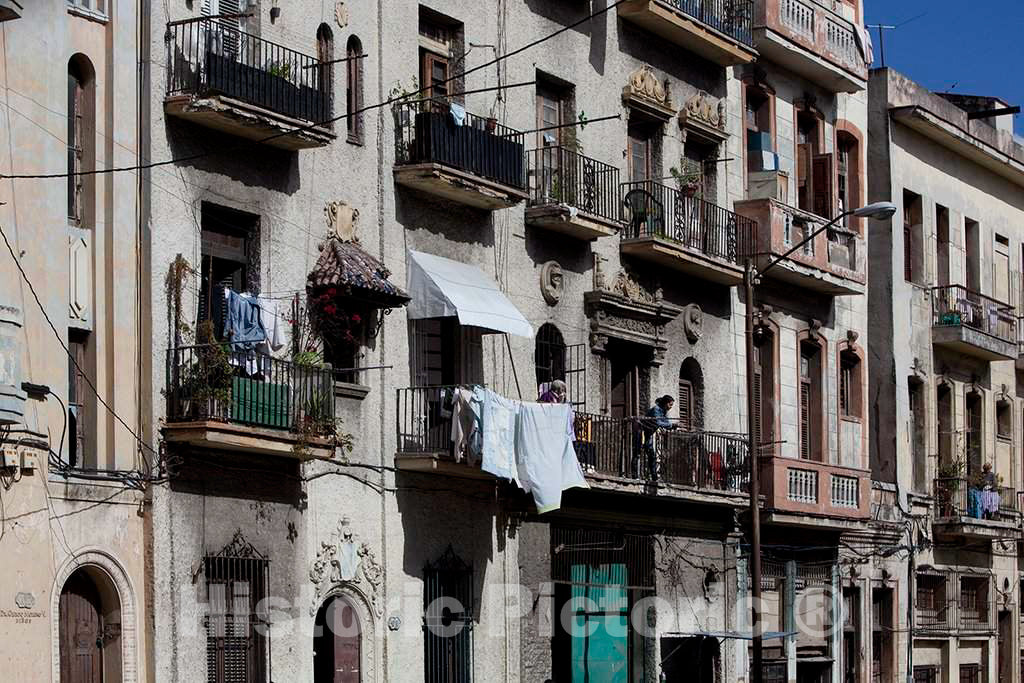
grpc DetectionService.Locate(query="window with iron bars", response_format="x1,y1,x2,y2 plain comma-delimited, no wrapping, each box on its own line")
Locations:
204,534,269,683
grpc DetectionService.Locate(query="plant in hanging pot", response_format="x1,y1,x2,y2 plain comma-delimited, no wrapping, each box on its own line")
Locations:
670,157,703,198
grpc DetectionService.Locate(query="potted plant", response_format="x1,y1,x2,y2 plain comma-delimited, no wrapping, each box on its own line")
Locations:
670,158,703,198
181,320,234,421
935,459,965,517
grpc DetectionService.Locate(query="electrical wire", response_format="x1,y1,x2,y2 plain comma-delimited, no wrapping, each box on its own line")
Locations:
0,0,628,181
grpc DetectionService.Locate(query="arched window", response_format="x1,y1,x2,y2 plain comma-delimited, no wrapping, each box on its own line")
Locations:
67,55,95,228
965,389,983,475
839,348,862,419
346,35,364,143
313,595,361,683
316,24,334,126
836,129,861,228
743,81,774,192
535,322,566,389
678,357,704,432
799,337,824,461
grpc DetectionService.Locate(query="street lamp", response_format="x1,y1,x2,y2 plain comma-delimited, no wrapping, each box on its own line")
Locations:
744,201,896,683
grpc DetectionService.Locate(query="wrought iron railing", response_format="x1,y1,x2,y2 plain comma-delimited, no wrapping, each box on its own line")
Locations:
933,477,1016,521
620,180,756,265
529,147,620,223
394,388,750,494
931,285,1016,345
575,413,749,492
393,101,526,190
661,0,755,47
166,345,335,436
165,17,331,125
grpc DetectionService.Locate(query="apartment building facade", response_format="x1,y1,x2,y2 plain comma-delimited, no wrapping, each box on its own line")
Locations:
0,2,149,682
868,68,1024,683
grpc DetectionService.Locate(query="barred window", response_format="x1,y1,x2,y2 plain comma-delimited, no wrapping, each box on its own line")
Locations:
205,534,269,683
424,546,473,683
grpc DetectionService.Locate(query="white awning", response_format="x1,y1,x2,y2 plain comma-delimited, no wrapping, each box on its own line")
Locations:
406,250,533,338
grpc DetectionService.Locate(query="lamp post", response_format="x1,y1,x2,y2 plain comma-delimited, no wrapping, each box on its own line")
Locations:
745,201,896,683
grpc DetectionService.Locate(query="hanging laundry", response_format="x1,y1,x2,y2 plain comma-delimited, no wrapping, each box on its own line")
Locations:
449,102,466,126
223,289,267,351
515,401,587,513
450,387,483,465
480,388,520,485
256,297,285,352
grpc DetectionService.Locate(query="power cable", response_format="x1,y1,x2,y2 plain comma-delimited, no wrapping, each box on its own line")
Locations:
0,0,627,181
0,222,160,470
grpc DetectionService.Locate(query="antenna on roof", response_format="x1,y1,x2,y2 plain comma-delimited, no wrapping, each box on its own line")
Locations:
865,24,896,67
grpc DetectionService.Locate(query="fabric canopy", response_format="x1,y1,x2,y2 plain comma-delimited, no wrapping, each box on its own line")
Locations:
406,250,533,338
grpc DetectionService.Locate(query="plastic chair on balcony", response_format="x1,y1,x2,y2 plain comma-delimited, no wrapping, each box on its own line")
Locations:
622,187,664,239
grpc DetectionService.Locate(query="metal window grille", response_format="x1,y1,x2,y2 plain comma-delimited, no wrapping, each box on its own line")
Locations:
551,527,655,591
424,546,473,683
204,532,269,683
913,667,937,683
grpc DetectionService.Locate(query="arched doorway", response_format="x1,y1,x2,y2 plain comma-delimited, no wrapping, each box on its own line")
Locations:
314,595,362,682
59,567,121,683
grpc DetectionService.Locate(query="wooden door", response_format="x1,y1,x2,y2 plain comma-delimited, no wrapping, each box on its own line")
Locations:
333,600,360,683
812,153,833,219
59,572,103,683
609,356,639,419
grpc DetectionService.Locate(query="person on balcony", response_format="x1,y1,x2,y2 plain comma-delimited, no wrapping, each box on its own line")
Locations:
979,462,1000,520
540,381,595,473
636,395,675,481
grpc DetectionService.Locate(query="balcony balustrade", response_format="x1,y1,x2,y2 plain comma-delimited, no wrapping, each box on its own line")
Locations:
759,456,870,525
165,17,334,149
392,101,528,210
734,197,865,295
620,180,756,286
931,285,1017,361
526,147,622,240
394,386,749,500
618,0,757,66
164,345,336,459
751,0,867,93
932,476,1020,540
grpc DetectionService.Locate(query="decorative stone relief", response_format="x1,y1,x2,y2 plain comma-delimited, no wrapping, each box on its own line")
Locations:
68,229,91,327
309,517,384,617
325,201,359,242
622,65,675,121
334,2,349,29
683,304,704,343
602,268,662,305
681,91,726,132
540,261,564,306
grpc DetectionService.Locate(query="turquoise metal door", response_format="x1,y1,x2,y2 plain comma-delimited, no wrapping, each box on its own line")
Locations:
570,563,629,682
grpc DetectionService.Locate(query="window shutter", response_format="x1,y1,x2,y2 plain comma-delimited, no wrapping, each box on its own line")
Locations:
800,382,811,459
812,153,833,219
904,223,913,282
678,379,693,432
839,364,849,416
752,369,763,453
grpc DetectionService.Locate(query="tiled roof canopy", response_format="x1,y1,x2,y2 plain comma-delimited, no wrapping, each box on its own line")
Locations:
307,238,410,308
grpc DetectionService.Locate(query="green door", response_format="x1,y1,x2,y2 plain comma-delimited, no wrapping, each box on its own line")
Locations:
570,563,629,682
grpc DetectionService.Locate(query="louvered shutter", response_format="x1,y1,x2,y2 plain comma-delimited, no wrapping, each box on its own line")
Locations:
202,0,242,56
812,153,833,219
752,369,762,454
678,379,693,432
800,382,811,459
904,223,913,282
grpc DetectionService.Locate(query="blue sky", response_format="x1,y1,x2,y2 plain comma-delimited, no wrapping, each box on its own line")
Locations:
864,0,1024,136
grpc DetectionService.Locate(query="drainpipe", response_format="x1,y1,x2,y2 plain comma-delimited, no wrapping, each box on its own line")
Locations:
906,542,915,683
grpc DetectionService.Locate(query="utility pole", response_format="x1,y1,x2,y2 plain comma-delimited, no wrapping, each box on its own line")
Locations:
906,536,915,683
745,260,763,683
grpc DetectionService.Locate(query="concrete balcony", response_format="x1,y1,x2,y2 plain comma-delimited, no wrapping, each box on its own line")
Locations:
620,180,756,286
734,197,865,295
163,346,336,461
526,147,623,240
932,477,1021,541
759,457,870,527
393,102,528,210
752,0,868,93
618,0,758,66
164,18,335,150
0,0,23,21
930,286,1017,361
